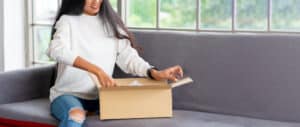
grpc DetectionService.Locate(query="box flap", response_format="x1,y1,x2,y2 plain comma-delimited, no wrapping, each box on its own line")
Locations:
169,77,193,88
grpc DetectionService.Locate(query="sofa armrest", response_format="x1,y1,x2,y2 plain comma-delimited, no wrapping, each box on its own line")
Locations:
0,64,56,104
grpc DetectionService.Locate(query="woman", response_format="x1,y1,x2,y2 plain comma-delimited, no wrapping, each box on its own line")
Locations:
47,0,184,126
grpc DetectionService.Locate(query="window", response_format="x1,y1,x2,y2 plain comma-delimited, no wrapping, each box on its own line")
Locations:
31,0,59,63
160,0,196,29
127,0,157,28
124,0,300,32
33,26,52,62
236,0,268,31
272,0,300,31
33,0,58,25
110,0,118,11
28,0,300,65
200,0,232,30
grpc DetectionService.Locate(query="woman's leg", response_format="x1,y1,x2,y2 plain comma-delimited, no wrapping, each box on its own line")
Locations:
79,98,99,113
50,95,87,127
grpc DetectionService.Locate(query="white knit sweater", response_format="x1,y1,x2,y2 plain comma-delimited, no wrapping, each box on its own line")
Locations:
47,14,152,102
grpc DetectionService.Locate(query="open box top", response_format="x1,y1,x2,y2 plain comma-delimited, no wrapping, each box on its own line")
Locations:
89,73,193,90
107,78,170,90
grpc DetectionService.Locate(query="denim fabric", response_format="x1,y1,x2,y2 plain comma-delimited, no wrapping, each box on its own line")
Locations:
50,95,99,127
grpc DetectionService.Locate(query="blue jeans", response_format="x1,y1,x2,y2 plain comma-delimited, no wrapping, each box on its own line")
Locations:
50,95,99,127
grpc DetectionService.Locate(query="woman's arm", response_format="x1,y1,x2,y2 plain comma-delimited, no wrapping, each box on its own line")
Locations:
47,16,115,87
73,56,116,87
116,39,184,81
46,16,77,65
115,39,153,77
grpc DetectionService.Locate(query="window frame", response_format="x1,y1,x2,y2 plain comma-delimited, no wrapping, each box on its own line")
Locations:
27,0,300,66
125,0,300,34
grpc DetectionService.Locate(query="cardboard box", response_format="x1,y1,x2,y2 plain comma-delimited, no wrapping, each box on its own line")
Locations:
89,74,192,120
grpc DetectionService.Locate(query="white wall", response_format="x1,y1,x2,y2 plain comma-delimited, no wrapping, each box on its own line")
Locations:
0,0,4,71
3,0,26,71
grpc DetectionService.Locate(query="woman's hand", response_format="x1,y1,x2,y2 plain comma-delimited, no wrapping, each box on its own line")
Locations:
150,65,184,81
94,70,117,88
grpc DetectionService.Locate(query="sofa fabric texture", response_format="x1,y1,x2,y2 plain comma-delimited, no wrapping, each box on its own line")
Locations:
1,30,300,126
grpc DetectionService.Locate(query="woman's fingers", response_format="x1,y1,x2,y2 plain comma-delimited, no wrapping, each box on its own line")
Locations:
168,74,178,81
97,76,105,87
100,80,107,88
164,70,177,81
106,78,116,88
164,65,184,81
176,65,184,77
109,79,115,87
103,80,109,88
113,80,118,87
172,65,183,78
97,75,116,88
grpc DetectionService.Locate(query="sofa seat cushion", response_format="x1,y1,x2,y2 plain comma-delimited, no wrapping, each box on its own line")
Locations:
1,98,300,127
0,98,57,126
85,110,300,127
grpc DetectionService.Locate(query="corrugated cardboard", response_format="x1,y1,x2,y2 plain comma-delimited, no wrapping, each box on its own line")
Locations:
89,74,192,120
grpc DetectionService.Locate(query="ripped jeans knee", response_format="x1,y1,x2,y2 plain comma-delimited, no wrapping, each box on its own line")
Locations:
68,108,86,124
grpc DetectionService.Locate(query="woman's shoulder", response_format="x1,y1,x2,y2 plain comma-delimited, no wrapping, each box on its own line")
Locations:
56,15,79,27
58,15,79,23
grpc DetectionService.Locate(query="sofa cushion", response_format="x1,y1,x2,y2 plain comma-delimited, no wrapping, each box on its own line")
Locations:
0,64,56,104
85,110,300,127
0,98,57,125
114,30,300,122
0,98,300,127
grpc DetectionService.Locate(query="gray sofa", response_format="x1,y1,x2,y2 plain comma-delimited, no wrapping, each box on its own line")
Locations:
1,30,300,127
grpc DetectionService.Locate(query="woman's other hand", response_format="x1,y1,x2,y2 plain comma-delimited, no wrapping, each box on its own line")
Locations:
150,65,184,81
94,69,117,88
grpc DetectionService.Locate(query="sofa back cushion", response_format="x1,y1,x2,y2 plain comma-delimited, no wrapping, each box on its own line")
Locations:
0,65,56,104
114,30,300,122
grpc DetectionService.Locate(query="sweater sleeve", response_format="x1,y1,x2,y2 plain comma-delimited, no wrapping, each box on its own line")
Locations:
46,16,78,66
116,39,153,77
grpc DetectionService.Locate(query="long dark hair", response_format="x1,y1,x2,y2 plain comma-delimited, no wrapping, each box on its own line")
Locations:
51,0,140,51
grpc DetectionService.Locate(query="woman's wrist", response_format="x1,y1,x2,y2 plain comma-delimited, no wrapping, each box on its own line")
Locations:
89,65,104,76
148,67,160,80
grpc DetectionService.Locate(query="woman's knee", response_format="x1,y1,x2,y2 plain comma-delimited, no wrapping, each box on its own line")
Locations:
68,108,86,123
